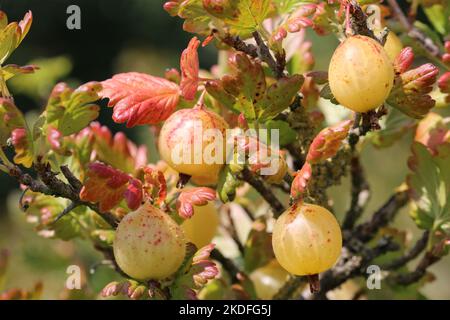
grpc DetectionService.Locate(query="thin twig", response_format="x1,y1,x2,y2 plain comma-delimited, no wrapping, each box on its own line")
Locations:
53,201,78,223
386,0,446,69
383,231,429,270
353,190,409,243
273,276,305,300
211,249,242,283
225,207,245,254
342,156,370,230
389,250,440,286
240,167,286,218
252,31,284,78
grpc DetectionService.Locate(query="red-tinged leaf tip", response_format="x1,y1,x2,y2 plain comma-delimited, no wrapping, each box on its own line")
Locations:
202,34,214,47
176,187,216,219
394,47,414,74
193,243,215,263
165,68,181,83
101,72,180,127
80,162,132,212
143,166,167,205
124,178,143,211
180,37,201,100
415,113,450,157
438,72,450,96
306,120,352,163
163,1,180,16
290,162,312,201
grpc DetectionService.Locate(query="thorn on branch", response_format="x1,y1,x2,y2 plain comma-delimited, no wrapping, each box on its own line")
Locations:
52,201,79,224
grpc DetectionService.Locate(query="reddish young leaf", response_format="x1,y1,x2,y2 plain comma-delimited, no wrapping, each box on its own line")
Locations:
101,72,180,127
438,72,450,104
180,37,200,100
143,166,167,205
11,127,33,168
306,120,352,164
176,187,216,219
124,178,143,211
290,162,312,201
415,113,450,156
47,126,63,151
80,162,131,212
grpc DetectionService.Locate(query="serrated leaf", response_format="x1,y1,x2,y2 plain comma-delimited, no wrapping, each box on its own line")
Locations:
370,108,415,148
143,166,167,205
407,142,450,236
180,37,200,100
306,120,352,163
45,82,101,136
223,0,271,38
170,243,218,300
177,0,212,35
176,187,216,219
87,122,148,175
101,72,180,127
257,75,304,121
243,218,274,272
79,162,134,212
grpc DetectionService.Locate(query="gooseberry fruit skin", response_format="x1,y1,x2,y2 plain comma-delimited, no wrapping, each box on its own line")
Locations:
328,35,394,113
181,202,219,248
250,260,289,299
113,203,186,280
272,203,342,276
384,32,403,61
158,108,229,185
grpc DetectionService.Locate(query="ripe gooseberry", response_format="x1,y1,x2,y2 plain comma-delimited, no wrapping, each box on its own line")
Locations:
272,203,342,276
181,201,219,248
158,106,229,185
113,202,186,280
328,35,394,113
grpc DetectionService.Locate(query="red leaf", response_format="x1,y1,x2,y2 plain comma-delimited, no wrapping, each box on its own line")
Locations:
393,47,414,74
306,120,352,163
290,162,312,201
80,162,132,212
101,72,180,127
124,178,143,211
143,166,167,205
180,37,200,100
176,187,216,219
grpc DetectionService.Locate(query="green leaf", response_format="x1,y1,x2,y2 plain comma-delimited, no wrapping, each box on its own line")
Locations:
407,142,450,236
0,23,19,65
45,82,101,136
265,119,297,146
273,0,305,14
224,0,271,38
370,108,415,148
423,4,448,35
257,75,303,121
243,218,274,272
178,0,212,35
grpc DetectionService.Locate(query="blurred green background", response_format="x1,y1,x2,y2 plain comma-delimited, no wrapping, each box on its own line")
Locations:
0,0,448,299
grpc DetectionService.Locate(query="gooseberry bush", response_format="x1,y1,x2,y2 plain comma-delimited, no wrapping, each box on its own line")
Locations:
0,0,449,300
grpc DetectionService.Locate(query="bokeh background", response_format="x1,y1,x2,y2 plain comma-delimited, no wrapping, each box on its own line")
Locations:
0,0,448,299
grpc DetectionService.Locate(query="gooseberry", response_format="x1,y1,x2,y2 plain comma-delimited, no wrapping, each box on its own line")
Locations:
272,203,342,275
181,201,219,248
113,202,186,280
328,35,394,113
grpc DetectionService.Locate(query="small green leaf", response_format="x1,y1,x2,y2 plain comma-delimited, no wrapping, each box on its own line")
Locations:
45,82,100,136
265,119,297,146
224,0,271,38
423,4,448,35
257,75,303,121
370,108,415,148
407,142,450,238
243,218,274,273
320,82,339,104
